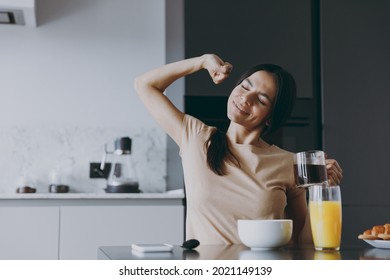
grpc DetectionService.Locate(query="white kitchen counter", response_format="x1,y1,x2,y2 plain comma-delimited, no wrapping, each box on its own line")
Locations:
0,189,184,200
0,189,185,207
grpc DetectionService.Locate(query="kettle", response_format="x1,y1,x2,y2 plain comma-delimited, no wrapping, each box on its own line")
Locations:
100,137,140,193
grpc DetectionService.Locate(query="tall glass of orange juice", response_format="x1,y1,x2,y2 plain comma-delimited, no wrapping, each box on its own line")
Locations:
309,184,342,251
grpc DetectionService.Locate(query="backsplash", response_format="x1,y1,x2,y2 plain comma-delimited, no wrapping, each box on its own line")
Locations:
0,125,167,193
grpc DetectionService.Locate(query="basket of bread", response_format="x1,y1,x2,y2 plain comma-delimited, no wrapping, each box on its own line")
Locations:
358,224,390,240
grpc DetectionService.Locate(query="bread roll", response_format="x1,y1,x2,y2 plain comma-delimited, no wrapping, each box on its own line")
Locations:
358,224,390,240
378,233,390,240
372,225,385,235
358,229,377,240
384,224,390,234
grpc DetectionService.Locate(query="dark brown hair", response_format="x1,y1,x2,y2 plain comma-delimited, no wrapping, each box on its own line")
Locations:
204,64,297,175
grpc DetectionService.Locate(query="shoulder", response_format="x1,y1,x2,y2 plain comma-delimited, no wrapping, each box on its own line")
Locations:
181,114,216,135
268,145,294,162
182,114,207,130
180,114,216,149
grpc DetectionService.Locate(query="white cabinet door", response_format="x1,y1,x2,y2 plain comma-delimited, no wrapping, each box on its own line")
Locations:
0,207,60,260
59,205,184,259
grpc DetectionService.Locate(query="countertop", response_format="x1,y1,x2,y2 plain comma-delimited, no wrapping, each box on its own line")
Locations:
0,189,185,200
98,243,387,260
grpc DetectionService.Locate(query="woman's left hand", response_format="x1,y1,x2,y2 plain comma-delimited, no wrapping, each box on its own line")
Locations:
325,159,343,186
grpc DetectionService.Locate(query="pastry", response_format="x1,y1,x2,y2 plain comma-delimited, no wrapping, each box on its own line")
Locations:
358,229,378,240
358,224,390,240
377,233,390,240
385,224,390,234
378,224,390,240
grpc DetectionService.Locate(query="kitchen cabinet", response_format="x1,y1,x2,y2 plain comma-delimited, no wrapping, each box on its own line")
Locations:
0,193,185,259
59,205,184,260
0,207,60,260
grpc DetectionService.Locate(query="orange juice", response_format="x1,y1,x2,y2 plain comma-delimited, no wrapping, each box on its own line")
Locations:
309,201,342,250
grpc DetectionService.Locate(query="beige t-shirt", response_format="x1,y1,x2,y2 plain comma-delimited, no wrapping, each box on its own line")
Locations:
179,115,304,244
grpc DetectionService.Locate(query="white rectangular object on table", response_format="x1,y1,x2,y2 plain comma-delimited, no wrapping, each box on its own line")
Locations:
131,243,174,252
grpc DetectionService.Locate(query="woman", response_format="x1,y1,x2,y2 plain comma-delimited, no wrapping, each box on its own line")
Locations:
134,54,343,244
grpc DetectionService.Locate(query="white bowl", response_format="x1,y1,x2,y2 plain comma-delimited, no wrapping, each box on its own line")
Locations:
237,219,293,250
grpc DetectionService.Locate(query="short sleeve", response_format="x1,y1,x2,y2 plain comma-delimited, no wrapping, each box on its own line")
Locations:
179,114,209,155
286,184,306,200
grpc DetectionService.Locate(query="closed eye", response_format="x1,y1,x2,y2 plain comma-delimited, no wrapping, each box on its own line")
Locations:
241,79,251,91
258,95,270,106
258,98,266,105
241,84,249,91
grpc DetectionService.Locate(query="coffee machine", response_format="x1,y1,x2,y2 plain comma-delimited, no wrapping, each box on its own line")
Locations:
100,137,140,193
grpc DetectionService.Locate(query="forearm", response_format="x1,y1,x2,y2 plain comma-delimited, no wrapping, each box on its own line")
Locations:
134,56,205,94
286,192,308,244
132,54,231,145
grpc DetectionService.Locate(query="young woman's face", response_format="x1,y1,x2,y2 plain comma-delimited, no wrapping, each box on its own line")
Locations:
227,70,277,130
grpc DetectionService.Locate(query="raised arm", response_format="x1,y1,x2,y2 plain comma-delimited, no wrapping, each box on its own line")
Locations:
134,54,232,145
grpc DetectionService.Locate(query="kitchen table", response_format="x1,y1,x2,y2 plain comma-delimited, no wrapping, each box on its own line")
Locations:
98,243,389,260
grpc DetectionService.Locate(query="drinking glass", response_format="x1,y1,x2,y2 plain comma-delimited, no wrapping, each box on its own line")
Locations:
309,184,342,251
293,150,328,188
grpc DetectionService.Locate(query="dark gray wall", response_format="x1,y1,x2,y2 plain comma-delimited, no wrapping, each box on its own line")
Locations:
184,0,321,152
185,0,314,98
321,0,390,245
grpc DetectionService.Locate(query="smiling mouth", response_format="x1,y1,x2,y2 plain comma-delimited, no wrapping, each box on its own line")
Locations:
233,101,249,115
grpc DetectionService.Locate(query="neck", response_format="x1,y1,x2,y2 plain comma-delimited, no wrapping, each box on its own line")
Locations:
226,123,265,146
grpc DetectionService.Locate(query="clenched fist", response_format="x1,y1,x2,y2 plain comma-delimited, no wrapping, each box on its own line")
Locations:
202,54,233,84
